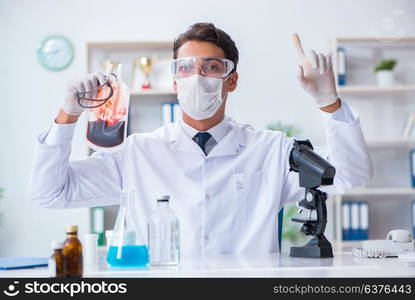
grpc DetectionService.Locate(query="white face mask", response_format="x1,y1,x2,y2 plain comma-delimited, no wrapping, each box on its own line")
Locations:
176,74,228,120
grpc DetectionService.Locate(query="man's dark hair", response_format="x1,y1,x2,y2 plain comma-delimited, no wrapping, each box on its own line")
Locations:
173,22,239,72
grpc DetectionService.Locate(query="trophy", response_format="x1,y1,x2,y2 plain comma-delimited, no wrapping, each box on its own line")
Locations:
135,56,153,89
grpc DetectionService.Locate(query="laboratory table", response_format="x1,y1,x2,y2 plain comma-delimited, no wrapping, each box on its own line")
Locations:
1,251,414,278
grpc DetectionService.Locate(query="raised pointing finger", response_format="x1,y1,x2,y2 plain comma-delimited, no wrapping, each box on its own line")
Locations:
292,33,306,59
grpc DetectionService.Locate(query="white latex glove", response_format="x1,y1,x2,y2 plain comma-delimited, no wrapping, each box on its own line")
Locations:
62,72,106,115
293,33,338,108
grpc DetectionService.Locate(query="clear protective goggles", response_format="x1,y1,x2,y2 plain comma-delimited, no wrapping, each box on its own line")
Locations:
171,56,235,79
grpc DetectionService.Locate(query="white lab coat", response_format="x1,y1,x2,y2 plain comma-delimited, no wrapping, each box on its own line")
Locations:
28,103,373,257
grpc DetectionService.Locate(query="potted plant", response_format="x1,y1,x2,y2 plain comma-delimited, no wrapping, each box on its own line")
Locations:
374,58,397,86
266,121,301,138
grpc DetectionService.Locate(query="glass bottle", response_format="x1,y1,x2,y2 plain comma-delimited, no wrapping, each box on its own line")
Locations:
63,225,83,278
48,241,65,278
148,196,180,266
106,190,148,267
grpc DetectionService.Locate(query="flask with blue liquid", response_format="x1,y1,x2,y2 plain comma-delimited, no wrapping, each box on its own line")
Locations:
106,190,148,267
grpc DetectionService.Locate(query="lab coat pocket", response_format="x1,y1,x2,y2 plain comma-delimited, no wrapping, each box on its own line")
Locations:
232,170,268,220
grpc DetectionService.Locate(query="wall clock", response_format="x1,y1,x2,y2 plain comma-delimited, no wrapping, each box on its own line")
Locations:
37,35,74,71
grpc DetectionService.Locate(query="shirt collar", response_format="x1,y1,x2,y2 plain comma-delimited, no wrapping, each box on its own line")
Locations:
179,117,231,144
168,117,247,156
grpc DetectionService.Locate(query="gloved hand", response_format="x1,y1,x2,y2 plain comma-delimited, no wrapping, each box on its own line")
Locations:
62,72,106,115
293,33,338,108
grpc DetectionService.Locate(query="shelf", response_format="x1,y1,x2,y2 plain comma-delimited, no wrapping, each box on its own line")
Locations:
338,85,415,94
343,187,415,197
336,36,415,43
87,41,172,50
334,36,415,49
130,88,176,96
366,138,415,148
331,36,415,246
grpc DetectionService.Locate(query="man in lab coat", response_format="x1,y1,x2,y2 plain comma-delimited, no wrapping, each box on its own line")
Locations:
29,23,373,257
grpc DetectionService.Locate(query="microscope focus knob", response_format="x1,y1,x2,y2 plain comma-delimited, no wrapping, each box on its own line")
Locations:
301,223,315,236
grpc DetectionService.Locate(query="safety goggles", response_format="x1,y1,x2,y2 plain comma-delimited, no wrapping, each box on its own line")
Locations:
171,57,234,79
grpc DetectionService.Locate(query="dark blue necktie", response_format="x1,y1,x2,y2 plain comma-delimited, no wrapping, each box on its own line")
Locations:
194,132,212,154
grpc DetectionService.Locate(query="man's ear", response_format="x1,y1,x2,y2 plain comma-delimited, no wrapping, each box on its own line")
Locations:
228,72,238,92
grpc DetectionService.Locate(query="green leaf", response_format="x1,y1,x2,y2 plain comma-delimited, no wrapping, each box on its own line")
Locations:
374,59,397,72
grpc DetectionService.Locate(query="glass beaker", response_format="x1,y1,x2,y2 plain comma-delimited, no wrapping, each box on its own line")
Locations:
106,190,148,267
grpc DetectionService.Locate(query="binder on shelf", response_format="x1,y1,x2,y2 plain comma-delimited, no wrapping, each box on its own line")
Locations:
403,112,415,139
342,200,369,241
173,103,181,122
162,102,173,125
410,149,415,187
162,102,180,125
359,201,369,240
337,47,346,86
91,207,104,246
350,202,360,240
342,201,352,240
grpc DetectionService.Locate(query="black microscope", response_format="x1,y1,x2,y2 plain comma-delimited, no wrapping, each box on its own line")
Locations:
288,139,336,258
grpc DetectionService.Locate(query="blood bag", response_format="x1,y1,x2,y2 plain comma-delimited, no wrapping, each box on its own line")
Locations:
80,64,129,151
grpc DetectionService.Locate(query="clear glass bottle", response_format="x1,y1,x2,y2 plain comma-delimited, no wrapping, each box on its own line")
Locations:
106,190,148,267
148,196,180,266
48,241,65,278
63,225,83,278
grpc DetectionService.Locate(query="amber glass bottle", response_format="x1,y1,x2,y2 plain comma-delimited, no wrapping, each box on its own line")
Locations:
48,241,65,278
63,225,83,278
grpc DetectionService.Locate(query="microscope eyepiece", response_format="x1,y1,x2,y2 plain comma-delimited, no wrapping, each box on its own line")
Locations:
289,139,336,189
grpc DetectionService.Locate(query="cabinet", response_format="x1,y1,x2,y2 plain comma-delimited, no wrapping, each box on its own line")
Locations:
85,41,177,240
329,36,415,248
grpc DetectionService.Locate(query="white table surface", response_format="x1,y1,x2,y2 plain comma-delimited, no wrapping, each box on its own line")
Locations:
1,251,415,278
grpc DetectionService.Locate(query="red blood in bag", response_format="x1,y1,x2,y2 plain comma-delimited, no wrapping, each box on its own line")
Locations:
87,120,126,148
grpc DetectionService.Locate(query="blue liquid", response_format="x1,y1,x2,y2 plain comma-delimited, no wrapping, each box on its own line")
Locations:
106,245,149,267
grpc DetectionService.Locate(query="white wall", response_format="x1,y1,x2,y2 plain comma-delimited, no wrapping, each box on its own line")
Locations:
1,0,414,256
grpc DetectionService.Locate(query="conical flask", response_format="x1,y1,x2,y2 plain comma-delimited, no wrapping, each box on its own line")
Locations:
106,190,148,267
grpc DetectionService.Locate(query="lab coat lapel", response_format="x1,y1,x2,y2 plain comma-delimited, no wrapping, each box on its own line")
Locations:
166,119,247,157
167,122,205,155
207,122,246,158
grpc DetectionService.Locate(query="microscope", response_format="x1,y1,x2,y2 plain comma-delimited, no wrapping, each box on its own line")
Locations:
288,139,336,258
